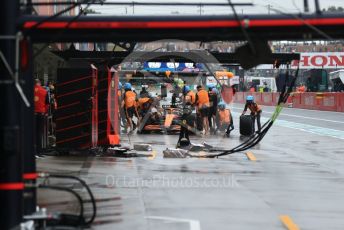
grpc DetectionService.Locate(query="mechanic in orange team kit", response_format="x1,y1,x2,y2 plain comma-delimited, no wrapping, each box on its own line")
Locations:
122,83,140,134
195,85,210,135
34,79,49,155
242,95,262,134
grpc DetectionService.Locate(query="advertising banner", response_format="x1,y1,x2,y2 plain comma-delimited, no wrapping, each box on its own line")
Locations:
291,52,344,69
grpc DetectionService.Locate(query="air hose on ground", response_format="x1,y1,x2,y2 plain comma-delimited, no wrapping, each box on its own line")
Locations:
197,66,299,158
36,172,97,227
45,173,97,225
38,185,85,226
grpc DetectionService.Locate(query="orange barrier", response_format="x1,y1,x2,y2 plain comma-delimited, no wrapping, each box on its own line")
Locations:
272,92,280,105
338,93,344,112
290,93,301,108
298,92,337,111
316,93,336,111
262,93,274,106
234,92,344,112
234,92,245,103
252,92,262,104
107,67,120,145
301,93,316,110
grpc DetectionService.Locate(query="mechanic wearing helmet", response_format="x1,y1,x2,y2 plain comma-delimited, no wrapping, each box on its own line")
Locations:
208,85,218,131
139,85,149,98
216,102,234,136
118,82,123,102
171,79,182,108
138,96,153,118
196,85,210,135
241,95,262,133
122,82,140,133
118,82,127,132
183,86,196,106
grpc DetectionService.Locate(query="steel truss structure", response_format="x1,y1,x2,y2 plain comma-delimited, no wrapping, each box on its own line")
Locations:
2,0,344,228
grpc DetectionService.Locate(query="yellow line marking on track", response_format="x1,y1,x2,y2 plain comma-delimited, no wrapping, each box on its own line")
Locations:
148,150,157,160
246,152,257,161
280,215,300,230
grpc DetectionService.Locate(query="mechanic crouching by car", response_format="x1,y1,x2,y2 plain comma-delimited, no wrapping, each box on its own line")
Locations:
122,83,140,134
241,95,262,134
183,86,196,107
137,95,154,118
216,102,234,137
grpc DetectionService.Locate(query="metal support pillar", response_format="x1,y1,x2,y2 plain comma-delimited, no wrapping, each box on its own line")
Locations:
315,0,321,14
21,38,36,216
304,0,309,12
0,0,23,229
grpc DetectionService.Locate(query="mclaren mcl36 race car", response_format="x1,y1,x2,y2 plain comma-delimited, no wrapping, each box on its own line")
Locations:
137,105,197,134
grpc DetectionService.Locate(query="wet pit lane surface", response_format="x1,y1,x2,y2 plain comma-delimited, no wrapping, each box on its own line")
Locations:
37,105,344,230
